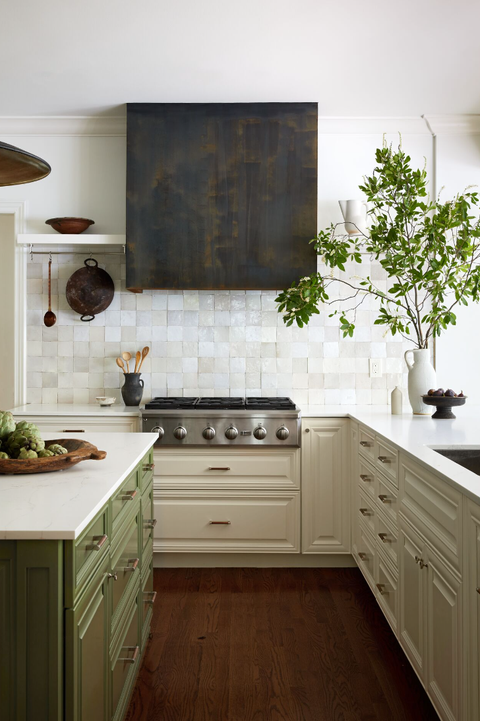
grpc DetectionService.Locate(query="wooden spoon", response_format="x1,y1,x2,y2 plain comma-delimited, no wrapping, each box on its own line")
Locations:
116,357,127,374
43,259,56,327
122,351,132,373
134,350,141,373
137,346,150,372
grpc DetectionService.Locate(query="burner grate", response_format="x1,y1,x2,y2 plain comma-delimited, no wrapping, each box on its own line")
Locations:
246,397,296,411
196,397,245,410
144,397,198,410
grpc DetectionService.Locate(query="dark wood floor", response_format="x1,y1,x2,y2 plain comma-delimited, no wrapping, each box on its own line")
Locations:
126,568,438,721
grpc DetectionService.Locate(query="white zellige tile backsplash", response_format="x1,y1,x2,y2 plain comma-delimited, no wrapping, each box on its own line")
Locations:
26,251,409,405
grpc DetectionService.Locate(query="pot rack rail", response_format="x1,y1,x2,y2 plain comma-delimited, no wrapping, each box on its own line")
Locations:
27,243,126,260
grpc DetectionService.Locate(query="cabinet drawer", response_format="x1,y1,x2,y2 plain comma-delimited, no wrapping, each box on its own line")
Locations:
73,508,109,602
375,551,398,632
140,563,155,645
375,511,398,569
358,456,376,501
111,470,139,533
153,491,300,552
111,599,140,721
140,448,154,491
27,416,139,436
358,426,376,463
376,471,398,529
356,525,376,590
154,449,300,489
110,515,141,630
358,489,376,537
375,438,398,487
141,485,155,554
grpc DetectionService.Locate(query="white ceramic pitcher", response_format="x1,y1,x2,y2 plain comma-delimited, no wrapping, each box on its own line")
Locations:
404,348,437,415
338,199,368,236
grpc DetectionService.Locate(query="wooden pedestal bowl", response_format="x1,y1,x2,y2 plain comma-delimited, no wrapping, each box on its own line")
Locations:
421,395,467,419
0,439,106,475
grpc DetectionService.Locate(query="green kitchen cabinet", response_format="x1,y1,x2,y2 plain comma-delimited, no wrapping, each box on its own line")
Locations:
0,447,155,721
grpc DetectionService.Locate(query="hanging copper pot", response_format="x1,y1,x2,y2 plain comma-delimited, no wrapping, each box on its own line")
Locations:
66,258,114,322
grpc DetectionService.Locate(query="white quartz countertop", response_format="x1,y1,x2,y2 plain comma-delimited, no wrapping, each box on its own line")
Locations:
9,404,141,417
303,404,480,505
0,433,157,541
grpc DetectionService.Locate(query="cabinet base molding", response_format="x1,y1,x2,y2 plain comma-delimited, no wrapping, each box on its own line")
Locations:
153,551,356,568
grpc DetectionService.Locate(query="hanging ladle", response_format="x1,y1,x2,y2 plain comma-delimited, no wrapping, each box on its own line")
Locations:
44,257,56,327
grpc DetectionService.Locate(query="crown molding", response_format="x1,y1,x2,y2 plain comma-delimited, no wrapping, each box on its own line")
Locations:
422,115,480,135
317,117,430,135
0,116,126,136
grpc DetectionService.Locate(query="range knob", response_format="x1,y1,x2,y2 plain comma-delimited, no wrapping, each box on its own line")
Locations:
276,426,290,441
173,425,187,440
225,425,238,440
253,424,267,440
151,425,165,439
202,426,216,440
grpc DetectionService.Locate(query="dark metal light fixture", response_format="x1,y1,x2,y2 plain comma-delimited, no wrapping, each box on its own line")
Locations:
0,141,51,186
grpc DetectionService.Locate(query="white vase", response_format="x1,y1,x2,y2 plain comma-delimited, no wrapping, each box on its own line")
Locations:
404,349,437,415
338,199,368,236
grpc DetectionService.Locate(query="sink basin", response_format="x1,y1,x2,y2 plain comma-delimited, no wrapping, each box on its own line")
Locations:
431,447,480,476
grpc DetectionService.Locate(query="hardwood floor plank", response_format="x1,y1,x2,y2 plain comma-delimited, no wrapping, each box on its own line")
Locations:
127,567,439,721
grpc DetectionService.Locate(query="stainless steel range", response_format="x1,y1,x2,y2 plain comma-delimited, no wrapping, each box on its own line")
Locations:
142,397,301,447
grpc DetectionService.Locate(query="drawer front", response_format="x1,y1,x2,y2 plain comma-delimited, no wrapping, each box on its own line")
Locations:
154,449,300,489
400,454,462,571
376,438,398,487
358,426,376,463
153,491,300,552
75,508,109,593
358,456,376,501
375,551,398,632
376,471,398,528
111,599,140,721
375,510,398,569
358,489,376,537
30,416,139,436
356,525,376,590
142,485,155,554
111,515,141,627
112,471,139,531
141,563,155,637
140,448,154,491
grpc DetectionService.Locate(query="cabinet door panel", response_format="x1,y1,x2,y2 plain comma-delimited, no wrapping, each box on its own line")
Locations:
466,501,480,721
302,419,349,553
426,552,462,721
399,521,426,679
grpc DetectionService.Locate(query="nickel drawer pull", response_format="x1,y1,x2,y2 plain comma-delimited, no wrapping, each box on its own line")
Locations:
378,532,390,543
378,494,390,503
359,508,372,516
378,455,391,464
360,440,373,447
144,518,157,529
88,534,108,551
359,474,371,482
358,552,367,560
144,591,157,605
107,571,118,581
143,463,155,471
119,645,139,664
376,583,387,595
62,429,85,433
208,467,231,471
120,489,137,501
476,588,480,594
415,555,428,569
123,557,139,572
209,521,231,525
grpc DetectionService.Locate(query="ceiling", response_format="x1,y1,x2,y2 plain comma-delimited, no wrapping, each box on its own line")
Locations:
2,0,480,117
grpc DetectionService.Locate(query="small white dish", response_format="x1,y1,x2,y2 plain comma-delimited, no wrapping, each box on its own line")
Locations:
95,396,116,407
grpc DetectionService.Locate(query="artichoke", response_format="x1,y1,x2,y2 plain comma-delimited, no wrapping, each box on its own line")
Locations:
15,421,41,437
0,452,10,460
0,411,15,441
18,448,38,459
38,449,55,458
5,430,45,458
47,444,68,456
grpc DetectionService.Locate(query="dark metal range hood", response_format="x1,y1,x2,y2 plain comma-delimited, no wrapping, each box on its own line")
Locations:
126,102,318,291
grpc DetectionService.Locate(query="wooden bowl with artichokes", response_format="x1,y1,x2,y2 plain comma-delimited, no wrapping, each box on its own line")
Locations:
0,412,106,474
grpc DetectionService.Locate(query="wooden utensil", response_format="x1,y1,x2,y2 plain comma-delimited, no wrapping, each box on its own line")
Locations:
43,259,56,327
134,350,141,373
122,351,132,373
138,346,150,372
116,357,127,374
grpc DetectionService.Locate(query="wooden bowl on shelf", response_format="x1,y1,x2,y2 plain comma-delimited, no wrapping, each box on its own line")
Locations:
45,217,95,234
421,395,467,419
0,439,106,475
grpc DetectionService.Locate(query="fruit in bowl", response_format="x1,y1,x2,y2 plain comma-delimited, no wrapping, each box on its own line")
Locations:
422,388,467,419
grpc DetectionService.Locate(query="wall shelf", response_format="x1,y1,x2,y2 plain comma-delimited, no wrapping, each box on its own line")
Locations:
17,233,126,246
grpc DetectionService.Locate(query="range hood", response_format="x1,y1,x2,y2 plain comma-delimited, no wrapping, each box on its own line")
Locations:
126,102,318,291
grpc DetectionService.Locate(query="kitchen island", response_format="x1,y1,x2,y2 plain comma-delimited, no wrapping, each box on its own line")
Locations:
0,432,157,721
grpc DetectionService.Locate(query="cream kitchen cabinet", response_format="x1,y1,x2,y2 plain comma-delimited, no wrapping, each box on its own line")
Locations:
465,500,480,721
302,418,350,554
11,414,140,435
